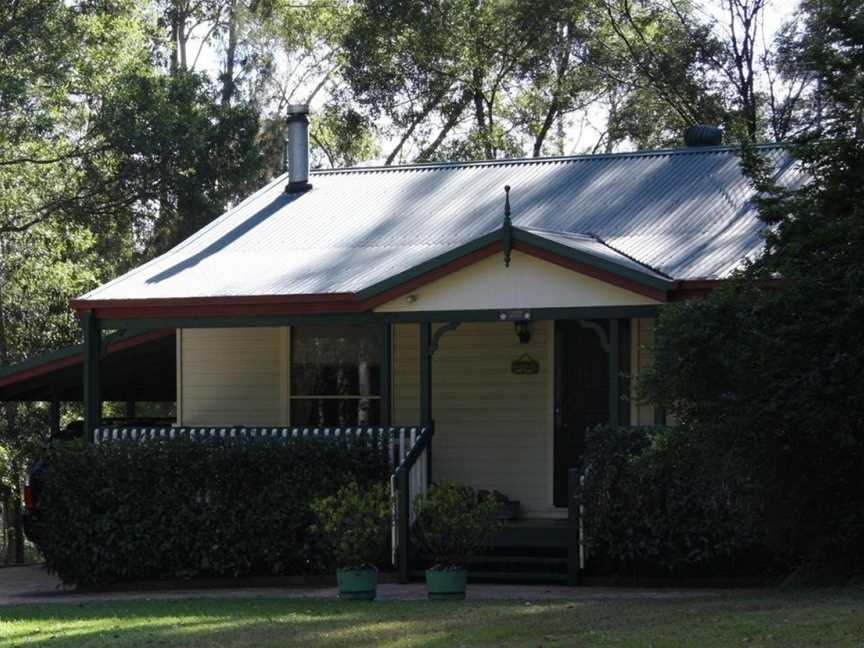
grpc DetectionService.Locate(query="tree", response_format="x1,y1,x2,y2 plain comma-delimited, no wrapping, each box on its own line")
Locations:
342,0,616,162
87,69,265,254
642,0,864,579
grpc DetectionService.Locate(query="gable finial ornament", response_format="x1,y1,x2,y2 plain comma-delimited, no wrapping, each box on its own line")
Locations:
503,185,513,267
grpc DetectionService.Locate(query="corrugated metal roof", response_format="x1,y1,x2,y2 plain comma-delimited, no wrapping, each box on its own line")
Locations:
80,145,801,301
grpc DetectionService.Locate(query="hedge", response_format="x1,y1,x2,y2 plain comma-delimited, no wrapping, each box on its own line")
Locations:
578,424,765,571
38,437,390,585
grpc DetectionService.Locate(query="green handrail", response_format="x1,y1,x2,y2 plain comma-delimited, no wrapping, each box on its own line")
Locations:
393,423,434,583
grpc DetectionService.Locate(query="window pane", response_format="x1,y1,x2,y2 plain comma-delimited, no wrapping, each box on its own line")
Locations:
290,398,381,427
291,326,381,396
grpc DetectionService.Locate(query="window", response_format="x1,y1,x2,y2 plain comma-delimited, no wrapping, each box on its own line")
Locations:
290,326,382,426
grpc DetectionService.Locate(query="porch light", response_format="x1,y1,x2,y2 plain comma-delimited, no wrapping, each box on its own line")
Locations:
514,321,531,344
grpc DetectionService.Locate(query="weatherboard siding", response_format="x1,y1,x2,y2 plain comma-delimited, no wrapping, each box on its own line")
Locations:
393,321,559,518
179,327,284,426
177,318,658,510
375,250,660,312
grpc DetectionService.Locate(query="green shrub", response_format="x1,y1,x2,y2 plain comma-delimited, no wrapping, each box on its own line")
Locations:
38,436,390,585
311,482,391,571
579,424,765,570
412,482,501,570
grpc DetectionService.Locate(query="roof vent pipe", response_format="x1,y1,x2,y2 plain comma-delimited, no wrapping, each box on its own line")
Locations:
684,124,723,147
285,104,312,193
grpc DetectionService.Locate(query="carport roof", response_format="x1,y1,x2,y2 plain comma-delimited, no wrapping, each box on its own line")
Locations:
0,330,175,402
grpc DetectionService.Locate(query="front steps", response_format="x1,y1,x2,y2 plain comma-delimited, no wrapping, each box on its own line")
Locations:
414,518,576,584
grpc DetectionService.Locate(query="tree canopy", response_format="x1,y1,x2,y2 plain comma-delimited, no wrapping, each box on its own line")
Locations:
0,0,860,572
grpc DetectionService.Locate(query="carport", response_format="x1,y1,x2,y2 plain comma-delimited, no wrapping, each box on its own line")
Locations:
0,329,177,433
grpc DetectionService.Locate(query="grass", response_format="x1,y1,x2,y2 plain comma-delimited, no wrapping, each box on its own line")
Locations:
1,589,862,647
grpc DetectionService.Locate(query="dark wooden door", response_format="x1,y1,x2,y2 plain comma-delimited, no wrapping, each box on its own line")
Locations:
554,321,610,507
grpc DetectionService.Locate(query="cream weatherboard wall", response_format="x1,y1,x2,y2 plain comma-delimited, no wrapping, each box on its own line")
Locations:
392,321,557,517
177,317,658,517
177,327,287,426
375,250,660,312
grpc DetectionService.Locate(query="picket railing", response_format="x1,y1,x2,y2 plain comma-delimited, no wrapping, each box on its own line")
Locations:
95,425,388,445
391,424,434,582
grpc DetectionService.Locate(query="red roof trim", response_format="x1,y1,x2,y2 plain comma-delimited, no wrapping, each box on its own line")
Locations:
360,243,502,310
0,355,82,389
71,242,705,320
513,242,670,303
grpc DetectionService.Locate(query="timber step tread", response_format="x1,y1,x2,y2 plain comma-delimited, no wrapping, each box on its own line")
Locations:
469,555,568,566
411,570,568,584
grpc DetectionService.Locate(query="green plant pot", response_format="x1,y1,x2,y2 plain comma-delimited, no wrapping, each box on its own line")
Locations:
337,568,378,601
426,568,467,600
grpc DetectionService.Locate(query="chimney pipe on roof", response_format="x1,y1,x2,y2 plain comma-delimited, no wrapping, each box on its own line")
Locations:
285,104,311,193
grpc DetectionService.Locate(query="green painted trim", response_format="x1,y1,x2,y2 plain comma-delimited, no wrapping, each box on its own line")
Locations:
351,223,673,304
378,306,662,323
100,314,380,330
0,346,80,382
353,230,503,301
502,186,513,267
419,322,432,424
512,229,675,290
101,306,662,330
0,328,162,383
82,312,102,440
381,323,392,426
429,321,461,355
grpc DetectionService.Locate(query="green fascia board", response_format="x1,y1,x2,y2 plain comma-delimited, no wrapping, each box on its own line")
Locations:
0,344,83,382
101,305,661,330
0,329,156,383
511,228,676,291
353,225,674,303
352,229,504,301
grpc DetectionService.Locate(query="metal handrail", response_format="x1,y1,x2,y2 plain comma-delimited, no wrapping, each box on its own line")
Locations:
392,423,434,583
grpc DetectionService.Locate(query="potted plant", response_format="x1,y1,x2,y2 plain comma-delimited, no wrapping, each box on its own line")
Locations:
412,482,502,600
477,489,521,521
312,482,391,600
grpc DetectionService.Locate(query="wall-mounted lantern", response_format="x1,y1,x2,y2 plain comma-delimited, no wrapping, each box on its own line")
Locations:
514,321,531,344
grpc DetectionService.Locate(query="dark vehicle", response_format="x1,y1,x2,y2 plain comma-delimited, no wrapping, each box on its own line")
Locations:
22,418,172,546
21,420,84,546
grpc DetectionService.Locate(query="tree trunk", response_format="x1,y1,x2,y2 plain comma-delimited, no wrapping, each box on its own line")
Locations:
471,68,492,159
221,0,238,105
417,90,472,162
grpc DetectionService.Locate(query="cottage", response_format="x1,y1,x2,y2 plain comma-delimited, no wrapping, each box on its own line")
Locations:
1,105,802,583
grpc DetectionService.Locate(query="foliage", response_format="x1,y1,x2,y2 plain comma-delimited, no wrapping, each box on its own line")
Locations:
89,68,266,254
37,437,390,585
412,481,501,570
641,0,864,580
579,425,765,569
311,481,391,571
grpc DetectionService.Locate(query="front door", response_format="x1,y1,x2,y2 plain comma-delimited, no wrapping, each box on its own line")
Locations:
553,320,610,507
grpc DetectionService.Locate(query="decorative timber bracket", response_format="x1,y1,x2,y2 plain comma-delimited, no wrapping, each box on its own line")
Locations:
576,319,610,352
502,184,513,267
429,321,461,356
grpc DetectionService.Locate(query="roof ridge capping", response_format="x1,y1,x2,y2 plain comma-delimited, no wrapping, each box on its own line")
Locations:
311,142,790,176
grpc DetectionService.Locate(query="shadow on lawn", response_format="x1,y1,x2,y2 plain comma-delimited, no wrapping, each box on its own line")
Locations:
2,591,863,648
1,598,557,648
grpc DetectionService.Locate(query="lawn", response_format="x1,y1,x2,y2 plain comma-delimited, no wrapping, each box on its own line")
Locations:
1,589,862,647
